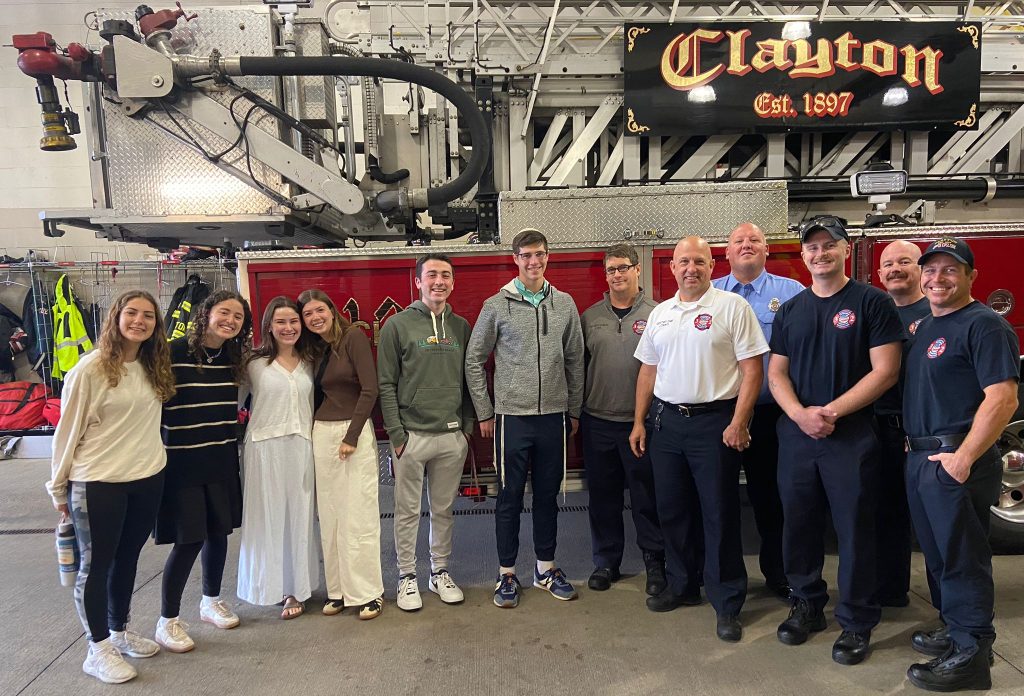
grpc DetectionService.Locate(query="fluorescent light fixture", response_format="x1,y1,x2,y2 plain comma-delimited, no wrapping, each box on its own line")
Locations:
882,87,909,107
688,85,716,103
781,22,812,41
850,168,908,196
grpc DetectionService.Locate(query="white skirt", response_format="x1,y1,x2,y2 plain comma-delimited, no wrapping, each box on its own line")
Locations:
236,433,319,605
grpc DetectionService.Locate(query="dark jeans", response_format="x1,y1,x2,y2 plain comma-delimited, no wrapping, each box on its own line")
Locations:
581,412,663,569
906,445,1001,649
777,412,881,634
648,400,746,616
68,471,165,643
741,403,786,586
494,413,568,568
875,415,912,603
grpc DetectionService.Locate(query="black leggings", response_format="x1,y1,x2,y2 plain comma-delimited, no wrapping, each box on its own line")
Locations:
161,535,228,618
69,472,164,643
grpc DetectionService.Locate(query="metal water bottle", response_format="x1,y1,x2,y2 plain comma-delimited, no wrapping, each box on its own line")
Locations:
56,518,79,587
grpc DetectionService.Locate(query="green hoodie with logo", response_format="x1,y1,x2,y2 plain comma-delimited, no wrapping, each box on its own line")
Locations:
377,300,475,449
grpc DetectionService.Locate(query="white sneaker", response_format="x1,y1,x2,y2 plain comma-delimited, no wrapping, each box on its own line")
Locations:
200,597,240,629
397,574,422,612
429,570,465,604
155,617,195,653
83,639,137,684
110,627,160,657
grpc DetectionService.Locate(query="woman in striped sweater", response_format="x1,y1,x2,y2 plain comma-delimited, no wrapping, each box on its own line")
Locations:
153,290,252,653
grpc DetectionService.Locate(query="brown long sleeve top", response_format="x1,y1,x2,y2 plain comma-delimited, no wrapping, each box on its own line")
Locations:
314,328,379,446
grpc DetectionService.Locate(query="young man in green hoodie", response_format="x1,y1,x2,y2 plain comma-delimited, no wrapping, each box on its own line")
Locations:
378,253,475,612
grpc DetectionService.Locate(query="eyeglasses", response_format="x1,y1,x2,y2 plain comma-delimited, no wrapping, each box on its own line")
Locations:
516,251,548,261
605,263,637,276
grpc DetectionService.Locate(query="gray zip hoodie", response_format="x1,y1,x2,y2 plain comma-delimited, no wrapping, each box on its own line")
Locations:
465,279,584,420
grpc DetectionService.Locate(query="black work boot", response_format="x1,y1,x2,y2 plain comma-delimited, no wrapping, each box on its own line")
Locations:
913,625,952,657
642,550,667,597
777,598,827,646
907,638,993,692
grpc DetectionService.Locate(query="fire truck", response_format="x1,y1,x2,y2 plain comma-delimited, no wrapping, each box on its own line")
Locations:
11,3,1024,550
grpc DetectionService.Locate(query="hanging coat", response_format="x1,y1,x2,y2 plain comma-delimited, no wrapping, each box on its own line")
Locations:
51,274,93,381
164,274,211,340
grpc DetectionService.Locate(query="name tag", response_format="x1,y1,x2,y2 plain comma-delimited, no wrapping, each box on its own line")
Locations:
447,421,459,429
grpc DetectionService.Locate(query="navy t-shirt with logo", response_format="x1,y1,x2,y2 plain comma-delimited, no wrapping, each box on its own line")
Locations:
903,300,1020,437
769,279,904,412
875,296,932,416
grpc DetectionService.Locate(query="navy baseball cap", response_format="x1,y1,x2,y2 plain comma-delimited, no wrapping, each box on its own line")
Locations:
919,238,975,269
799,215,850,242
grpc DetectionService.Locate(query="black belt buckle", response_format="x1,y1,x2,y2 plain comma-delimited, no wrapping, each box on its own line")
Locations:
678,404,695,418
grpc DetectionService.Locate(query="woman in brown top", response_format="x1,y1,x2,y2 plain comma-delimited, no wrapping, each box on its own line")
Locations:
297,289,384,619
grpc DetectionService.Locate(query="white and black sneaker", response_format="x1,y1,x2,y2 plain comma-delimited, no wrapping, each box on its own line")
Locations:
429,569,465,604
397,574,422,612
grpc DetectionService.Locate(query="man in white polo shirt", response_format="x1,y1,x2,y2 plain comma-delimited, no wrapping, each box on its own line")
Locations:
629,236,768,642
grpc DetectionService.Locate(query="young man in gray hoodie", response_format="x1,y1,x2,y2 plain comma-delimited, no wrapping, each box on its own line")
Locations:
378,254,475,612
465,228,585,609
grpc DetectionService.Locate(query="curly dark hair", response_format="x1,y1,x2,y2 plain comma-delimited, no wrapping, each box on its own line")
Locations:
187,289,253,382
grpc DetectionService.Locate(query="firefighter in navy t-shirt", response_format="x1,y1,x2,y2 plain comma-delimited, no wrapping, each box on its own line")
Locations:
903,238,1019,693
767,216,904,666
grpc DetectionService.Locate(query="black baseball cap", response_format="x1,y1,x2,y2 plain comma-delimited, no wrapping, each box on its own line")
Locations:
799,215,850,242
919,238,975,269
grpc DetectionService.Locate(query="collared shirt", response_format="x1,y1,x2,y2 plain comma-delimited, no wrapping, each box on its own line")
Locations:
634,286,768,404
713,270,804,404
514,278,549,307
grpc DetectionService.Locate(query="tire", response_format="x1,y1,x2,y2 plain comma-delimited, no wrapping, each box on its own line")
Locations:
991,419,1024,554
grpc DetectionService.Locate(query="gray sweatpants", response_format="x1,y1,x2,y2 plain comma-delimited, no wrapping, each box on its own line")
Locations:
392,431,469,576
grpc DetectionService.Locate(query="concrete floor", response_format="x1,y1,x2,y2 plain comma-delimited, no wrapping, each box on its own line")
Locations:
3,458,1023,696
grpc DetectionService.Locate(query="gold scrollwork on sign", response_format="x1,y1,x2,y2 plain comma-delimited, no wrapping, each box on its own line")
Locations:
957,25,979,49
626,26,650,52
626,108,650,134
954,103,977,127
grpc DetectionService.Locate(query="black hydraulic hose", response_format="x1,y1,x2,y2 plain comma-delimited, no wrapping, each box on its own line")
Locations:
788,176,1024,202
236,56,491,209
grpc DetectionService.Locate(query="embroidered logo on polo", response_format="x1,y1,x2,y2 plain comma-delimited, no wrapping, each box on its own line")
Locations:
926,338,947,359
632,320,647,335
909,318,924,335
694,313,713,331
832,309,856,329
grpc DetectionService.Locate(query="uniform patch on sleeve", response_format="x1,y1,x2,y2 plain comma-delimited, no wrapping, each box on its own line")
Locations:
832,309,856,329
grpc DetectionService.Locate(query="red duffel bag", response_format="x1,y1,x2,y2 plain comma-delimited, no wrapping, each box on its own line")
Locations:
0,381,49,430
43,397,61,427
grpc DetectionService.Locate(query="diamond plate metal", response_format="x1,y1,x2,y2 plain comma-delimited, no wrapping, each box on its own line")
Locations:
498,181,789,245
97,7,287,218
294,18,336,129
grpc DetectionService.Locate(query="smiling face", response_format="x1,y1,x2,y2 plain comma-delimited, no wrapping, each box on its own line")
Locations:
605,255,640,296
301,299,333,336
800,229,850,281
877,240,922,297
270,306,302,347
205,299,245,343
513,242,548,286
118,297,158,346
670,237,714,299
921,253,976,311
724,223,768,280
416,259,454,306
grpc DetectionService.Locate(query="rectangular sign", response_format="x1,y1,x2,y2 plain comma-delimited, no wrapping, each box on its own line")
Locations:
623,21,981,134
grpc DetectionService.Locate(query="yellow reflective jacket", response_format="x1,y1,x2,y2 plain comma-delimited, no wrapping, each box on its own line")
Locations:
51,274,93,380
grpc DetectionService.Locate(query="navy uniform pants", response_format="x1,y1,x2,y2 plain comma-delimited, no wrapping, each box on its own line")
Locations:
777,412,881,634
648,399,746,616
906,445,1001,650
494,413,568,568
874,415,913,603
740,402,786,587
581,412,664,570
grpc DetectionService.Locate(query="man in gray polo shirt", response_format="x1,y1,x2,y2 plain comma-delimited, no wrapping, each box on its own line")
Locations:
580,243,666,595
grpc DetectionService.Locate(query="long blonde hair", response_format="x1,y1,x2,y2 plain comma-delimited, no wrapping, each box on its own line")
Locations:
96,290,175,402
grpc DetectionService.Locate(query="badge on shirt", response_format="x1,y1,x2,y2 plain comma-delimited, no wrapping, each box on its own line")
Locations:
632,320,647,335
832,309,856,329
909,318,923,335
769,297,781,312
927,337,947,359
694,313,713,331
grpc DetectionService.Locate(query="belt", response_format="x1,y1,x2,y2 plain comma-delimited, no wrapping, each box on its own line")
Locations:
905,433,968,452
877,413,903,430
657,398,733,418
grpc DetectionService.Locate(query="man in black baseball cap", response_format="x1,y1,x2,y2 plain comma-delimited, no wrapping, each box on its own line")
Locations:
902,236,1018,691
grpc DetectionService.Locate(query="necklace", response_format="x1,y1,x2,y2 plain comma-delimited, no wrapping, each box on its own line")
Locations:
203,345,224,364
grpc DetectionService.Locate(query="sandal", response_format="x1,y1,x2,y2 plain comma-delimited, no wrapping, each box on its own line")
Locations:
281,596,303,620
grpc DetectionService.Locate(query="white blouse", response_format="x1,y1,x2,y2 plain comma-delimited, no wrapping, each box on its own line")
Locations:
245,357,314,442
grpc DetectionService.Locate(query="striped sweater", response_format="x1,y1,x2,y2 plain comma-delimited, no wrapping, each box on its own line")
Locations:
161,337,240,488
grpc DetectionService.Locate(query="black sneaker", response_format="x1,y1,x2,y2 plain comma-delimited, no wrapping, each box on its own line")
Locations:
642,550,667,597
777,598,827,645
587,567,620,591
832,630,871,665
907,639,993,692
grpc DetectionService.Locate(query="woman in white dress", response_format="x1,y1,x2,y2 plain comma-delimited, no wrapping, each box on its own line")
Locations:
236,296,319,619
